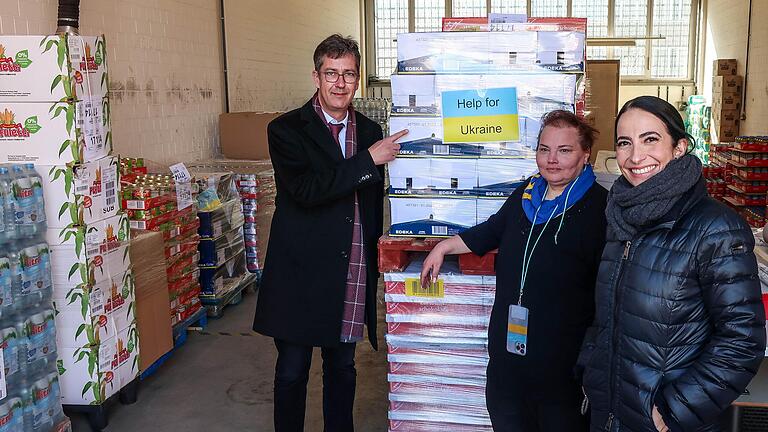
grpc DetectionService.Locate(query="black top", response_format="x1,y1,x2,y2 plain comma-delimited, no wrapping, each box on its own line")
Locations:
460,182,608,394
252,99,385,349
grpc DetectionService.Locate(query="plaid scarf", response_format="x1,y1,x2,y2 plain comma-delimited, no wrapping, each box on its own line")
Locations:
312,94,367,343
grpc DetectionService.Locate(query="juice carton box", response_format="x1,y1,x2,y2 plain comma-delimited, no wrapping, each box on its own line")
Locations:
46,213,131,288
0,98,111,165
37,155,120,228
0,35,108,102
57,321,139,405
54,269,136,348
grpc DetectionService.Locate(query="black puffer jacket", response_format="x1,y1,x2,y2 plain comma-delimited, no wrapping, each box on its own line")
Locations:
579,179,766,432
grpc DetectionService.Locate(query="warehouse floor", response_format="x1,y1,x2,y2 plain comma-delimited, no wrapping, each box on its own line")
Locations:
69,286,390,431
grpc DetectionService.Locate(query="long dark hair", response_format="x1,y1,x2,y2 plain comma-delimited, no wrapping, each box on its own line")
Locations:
615,96,695,153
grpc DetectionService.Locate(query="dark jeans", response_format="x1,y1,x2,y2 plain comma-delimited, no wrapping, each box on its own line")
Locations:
486,362,589,432
273,338,357,432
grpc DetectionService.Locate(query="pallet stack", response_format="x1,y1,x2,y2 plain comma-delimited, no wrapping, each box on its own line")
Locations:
0,34,140,429
194,172,254,317
723,137,768,228
121,166,204,328
381,18,587,432
711,59,742,144
387,19,585,238
686,95,712,164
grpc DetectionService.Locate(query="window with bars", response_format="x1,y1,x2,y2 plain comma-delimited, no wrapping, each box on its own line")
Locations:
452,0,487,17
490,0,526,14
368,0,697,81
415,0,445,32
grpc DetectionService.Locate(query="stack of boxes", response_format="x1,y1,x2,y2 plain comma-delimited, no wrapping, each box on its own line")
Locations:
121,167,203,327
723,137,768,228
383,20,586,431
0,34,139,408
194,172,252,316
385,260,495,431
388,22,585,237
711,59,742,144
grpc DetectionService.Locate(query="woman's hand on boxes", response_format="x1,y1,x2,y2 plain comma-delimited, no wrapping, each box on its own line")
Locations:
369,129,408,165
420,236,471,288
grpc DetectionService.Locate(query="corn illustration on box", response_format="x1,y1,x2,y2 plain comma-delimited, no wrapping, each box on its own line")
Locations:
54,269,136,349
0,98,111,165
57,321,139,405
37,156,120,228
0,35,109,102
45,213,131,288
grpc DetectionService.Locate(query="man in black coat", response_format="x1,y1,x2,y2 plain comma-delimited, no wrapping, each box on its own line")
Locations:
252,34,407,432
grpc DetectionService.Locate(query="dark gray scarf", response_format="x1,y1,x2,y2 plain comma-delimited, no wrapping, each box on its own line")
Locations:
606,154,703,241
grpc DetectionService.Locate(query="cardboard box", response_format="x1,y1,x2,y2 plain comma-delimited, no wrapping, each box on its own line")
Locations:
130,230,173,371
53,269,136,348
476,158,536,197
397,31,585,73
391,73,579,118
46,213,131,287
58,321,139,404
36,155,120,228
712,93,742,112
0,98,111,165
712,75,743,95
389,116,534,158
713,59,737,76
711,123,740,143
0,34,109,102
477,197,506,223
397,32,537,74
219,112,282,160
388,157,478,194
389,196,477,237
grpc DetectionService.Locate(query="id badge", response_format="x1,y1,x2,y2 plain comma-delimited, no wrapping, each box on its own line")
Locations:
507,304,529,356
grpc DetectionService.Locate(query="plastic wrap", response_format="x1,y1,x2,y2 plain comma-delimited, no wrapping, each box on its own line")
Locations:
396,31,583,74
199,250,247,296
389,196,476,237
198,199,245,239
389,419,493,432
476,158,536,196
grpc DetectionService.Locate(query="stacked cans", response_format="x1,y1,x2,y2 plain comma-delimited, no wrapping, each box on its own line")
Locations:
384,260,495,431
234,174,260,273
122,168,203,327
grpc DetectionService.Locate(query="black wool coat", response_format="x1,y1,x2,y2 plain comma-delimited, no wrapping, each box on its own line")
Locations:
579,179,766,432
252,99,384,349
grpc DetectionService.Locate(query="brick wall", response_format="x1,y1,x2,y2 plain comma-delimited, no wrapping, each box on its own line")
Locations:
224,0,362,113
0,0,226,164
705,0,768,135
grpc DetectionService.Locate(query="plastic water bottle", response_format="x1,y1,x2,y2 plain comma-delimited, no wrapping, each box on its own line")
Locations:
0,317,22,390
0,394,25,432
0,166,17,243
10,165,37,239
0,250,15,319
18,243,43,309
35,243,52,305
47,366,63,427
22,164,46,226
30,374,54,431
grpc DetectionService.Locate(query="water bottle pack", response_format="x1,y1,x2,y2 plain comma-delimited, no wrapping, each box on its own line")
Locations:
0,162,65,431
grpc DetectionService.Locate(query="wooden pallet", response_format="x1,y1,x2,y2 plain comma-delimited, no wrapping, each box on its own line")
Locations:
378,234,496,275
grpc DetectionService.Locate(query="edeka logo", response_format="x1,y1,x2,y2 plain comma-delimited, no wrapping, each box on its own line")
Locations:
441,87,519,143
0,110,41,138
0,45,32,72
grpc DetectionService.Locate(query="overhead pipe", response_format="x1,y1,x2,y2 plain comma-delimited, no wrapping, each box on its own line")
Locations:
56,0,80,35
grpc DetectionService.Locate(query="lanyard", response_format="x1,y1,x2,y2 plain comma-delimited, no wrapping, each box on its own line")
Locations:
518,185,558,306
517,172,582,306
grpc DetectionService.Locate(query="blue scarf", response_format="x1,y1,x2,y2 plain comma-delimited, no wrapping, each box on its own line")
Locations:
522,165,596,225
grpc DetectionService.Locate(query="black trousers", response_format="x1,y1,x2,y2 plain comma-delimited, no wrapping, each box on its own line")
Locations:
486,361,589,432
273,338,357,432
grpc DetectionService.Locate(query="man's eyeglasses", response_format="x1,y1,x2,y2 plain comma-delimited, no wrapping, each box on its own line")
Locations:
321,70,358,84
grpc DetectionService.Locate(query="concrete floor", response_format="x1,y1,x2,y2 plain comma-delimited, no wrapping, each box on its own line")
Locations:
69,285,390,432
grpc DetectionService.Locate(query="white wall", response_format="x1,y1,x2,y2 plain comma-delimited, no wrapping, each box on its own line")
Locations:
0,0,227,164
224,0,362,113
704,0,768,135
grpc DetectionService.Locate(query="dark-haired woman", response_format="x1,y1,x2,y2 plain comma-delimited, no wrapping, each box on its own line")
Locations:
422,110,607,432
578,96,766,432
